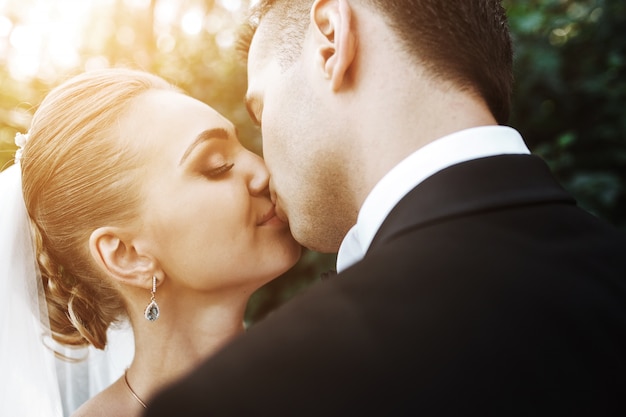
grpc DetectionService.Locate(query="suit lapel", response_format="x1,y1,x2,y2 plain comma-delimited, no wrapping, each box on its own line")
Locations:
368,154,576,252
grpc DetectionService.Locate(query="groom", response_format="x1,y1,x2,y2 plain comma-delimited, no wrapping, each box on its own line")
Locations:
146,0,626,415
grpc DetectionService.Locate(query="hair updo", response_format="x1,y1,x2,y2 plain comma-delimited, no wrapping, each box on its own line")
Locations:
20,68,176,349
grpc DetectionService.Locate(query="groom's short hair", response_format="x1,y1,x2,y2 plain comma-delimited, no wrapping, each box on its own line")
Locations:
240,0,514,125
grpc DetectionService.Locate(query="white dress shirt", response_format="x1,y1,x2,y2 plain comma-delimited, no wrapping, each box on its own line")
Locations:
336,125,531,272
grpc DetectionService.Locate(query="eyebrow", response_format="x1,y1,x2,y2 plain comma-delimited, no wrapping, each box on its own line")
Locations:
179,128,231,166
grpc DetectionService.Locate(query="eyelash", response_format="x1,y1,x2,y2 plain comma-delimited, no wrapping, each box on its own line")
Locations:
204,163,234,178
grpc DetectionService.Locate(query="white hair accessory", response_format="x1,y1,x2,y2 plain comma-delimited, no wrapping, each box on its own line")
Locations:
14,132,30,163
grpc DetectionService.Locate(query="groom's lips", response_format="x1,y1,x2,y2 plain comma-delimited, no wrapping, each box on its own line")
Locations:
274,203,288,223
268,185,288,223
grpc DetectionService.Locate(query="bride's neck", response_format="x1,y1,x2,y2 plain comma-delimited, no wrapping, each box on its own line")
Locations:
126,297,248,402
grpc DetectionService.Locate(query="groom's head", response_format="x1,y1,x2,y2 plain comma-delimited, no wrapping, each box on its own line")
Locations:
242,0,514,252
244,0,513,124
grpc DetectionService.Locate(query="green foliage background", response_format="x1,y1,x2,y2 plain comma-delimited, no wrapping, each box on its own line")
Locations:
1,0,624,324
505,0,625,228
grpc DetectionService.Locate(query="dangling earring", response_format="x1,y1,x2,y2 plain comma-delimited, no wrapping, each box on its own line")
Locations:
144,275,160,322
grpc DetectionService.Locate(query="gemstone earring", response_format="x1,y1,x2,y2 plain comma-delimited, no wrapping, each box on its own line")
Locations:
144,275,160,322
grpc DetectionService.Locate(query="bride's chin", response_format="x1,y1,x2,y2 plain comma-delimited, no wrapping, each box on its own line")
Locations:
274,243,303,277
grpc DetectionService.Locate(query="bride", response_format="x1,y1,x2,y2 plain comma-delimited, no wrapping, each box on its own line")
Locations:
0,68,301,416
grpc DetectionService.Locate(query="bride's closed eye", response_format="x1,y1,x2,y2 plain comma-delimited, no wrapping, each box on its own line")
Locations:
202,162,234,178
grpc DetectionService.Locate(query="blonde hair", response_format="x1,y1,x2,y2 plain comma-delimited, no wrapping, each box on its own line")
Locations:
21,68,176,349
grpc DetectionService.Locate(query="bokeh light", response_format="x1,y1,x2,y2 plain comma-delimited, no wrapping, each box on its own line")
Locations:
0,0,246,81
0,0,255,162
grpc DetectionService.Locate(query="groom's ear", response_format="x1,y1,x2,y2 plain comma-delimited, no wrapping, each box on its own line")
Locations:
89,227,155,289
311,0,356,92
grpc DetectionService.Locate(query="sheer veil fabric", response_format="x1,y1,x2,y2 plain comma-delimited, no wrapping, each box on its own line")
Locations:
0,163,134,416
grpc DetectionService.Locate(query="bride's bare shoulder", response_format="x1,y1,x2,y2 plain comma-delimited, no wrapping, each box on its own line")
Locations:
71,378,144,417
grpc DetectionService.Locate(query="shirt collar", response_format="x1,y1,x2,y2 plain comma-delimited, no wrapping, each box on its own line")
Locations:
336,125,530,272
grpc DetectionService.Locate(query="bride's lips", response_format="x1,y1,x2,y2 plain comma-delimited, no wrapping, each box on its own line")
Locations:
258,206,285,226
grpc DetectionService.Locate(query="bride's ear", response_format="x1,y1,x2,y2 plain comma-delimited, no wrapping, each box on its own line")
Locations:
89,227,155,289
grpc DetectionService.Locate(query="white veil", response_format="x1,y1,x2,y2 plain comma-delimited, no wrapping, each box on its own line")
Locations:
0,163,134,416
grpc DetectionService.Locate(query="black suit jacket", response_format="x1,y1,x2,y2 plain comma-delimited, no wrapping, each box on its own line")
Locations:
145,155,626,416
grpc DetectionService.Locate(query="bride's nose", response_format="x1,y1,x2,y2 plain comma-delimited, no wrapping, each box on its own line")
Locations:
244,150,270,196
